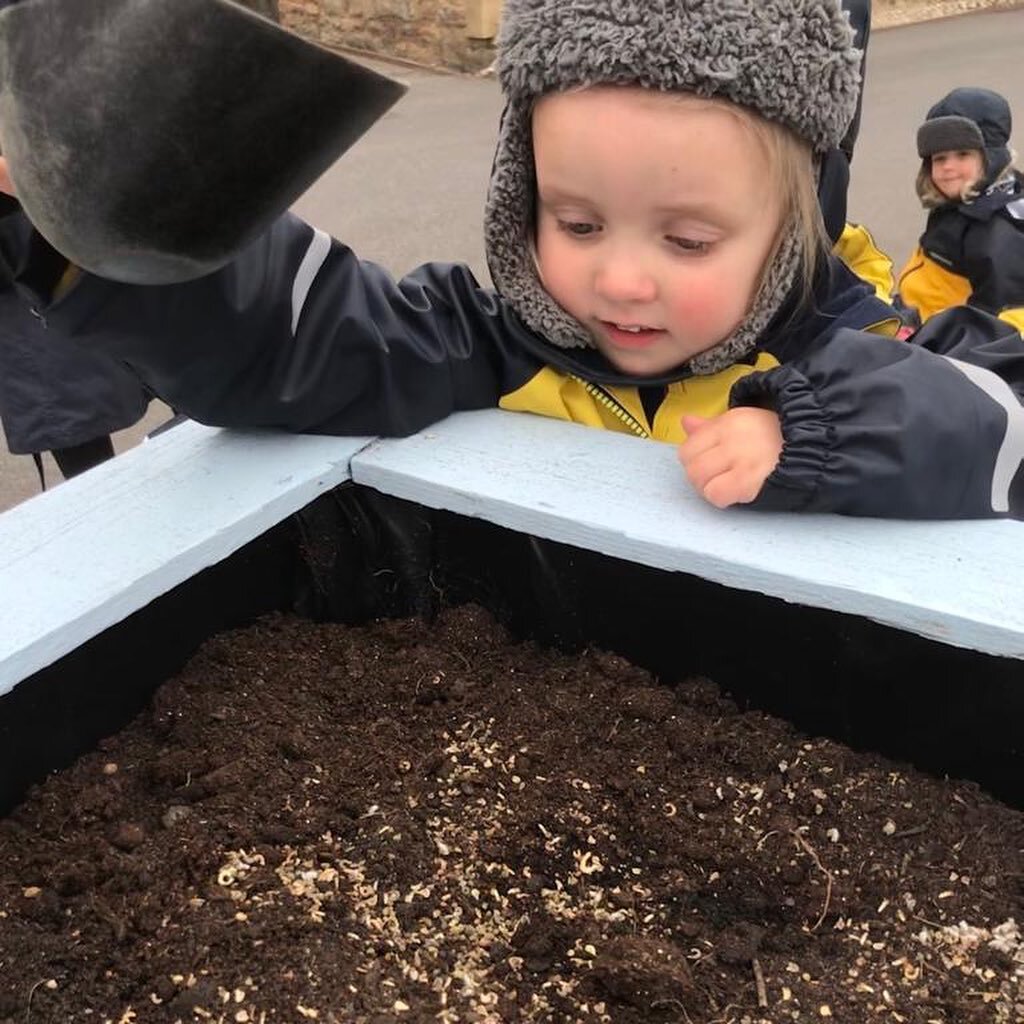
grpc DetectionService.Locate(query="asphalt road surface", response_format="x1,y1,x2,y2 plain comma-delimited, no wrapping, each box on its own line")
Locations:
1,8,1021,511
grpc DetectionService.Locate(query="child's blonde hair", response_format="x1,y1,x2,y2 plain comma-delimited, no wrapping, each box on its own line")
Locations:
718,99,828,311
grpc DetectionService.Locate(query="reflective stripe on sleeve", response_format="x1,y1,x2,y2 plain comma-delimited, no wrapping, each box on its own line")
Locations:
291,227,333,336
943,355,1024,513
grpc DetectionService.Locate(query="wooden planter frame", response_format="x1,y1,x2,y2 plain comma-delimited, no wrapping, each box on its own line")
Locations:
2,412,1023,813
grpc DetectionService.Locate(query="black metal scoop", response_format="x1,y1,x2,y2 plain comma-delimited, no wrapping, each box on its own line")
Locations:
0,0,407,283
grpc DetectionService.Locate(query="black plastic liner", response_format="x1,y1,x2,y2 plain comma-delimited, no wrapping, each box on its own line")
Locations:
2,481,1022,815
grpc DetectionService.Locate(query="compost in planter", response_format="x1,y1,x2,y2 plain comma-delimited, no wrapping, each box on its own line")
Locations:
2,603,1024,1023
3,486,1024,1022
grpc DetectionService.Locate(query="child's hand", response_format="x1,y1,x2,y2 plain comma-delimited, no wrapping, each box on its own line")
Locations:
0,157,14,196
678,409,783,508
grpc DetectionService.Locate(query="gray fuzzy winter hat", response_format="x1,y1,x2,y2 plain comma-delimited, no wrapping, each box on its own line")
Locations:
483,0,863,374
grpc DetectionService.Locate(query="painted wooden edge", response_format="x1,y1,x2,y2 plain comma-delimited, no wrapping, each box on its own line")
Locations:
5,405,1023,699
0,420,368,695
352,409,1024,660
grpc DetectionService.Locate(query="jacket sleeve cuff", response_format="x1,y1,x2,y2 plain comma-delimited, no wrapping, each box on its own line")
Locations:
730,366,836,511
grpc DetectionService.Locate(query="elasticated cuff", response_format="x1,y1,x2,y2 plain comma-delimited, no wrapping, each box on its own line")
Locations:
730,365,836,511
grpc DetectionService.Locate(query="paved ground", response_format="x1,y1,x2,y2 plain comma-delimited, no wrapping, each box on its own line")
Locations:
1,7,1022,511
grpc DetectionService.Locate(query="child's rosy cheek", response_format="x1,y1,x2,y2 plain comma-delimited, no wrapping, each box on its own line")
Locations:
669,286,718,326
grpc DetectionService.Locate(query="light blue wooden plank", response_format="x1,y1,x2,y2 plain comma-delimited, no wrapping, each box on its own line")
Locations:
0,420,369,695
352,409,1024,660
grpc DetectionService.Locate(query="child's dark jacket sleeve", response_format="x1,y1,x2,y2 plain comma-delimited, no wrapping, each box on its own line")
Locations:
11,213,530,436
731,305,1024,518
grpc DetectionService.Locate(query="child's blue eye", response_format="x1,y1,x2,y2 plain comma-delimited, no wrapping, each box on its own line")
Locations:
667,236,710,254
558,220,599,237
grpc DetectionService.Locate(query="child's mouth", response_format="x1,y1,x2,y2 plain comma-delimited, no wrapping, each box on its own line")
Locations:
600,321,664,349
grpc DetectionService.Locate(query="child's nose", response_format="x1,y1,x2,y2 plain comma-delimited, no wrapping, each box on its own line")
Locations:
594,256,657,304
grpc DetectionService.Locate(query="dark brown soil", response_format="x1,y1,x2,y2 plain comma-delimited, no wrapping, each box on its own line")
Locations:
2,605,1023,1023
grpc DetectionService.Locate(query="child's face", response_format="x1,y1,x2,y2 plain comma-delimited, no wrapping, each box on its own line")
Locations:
930,149,985,199
533,87,784,376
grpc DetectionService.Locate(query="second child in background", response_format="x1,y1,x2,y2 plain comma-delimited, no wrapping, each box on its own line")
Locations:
897,87,1024,333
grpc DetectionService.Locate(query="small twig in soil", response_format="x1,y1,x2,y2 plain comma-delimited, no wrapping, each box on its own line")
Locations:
892,824,928,839
791,829,833,931
752,957,769,1009
449,646,472,670
952,825,985,853
707,1004,740,1024
651,997,694,1022
920,957,948,978
24,978,47,1023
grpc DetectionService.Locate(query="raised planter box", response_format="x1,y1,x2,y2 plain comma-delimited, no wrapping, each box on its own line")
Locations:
2,410,1023,813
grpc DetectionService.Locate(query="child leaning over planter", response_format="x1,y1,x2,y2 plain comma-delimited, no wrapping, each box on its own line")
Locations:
896,87,1024,333
2,0,1024,518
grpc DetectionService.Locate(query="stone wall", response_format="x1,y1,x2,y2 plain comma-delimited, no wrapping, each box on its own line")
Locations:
278,0,1021,73
280,0,497,73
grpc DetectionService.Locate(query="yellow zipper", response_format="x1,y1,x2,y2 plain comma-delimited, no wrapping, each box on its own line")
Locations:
572,376,650,438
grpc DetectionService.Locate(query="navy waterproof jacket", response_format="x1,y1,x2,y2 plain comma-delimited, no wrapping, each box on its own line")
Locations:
3,209,1024,518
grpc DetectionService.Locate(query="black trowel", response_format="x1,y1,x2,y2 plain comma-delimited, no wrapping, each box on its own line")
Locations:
0,0,407,284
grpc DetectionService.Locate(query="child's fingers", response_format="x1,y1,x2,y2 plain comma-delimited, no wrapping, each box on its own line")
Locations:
677,418,720,464
679,409,780,508
701,469,762,508
680,445,733,496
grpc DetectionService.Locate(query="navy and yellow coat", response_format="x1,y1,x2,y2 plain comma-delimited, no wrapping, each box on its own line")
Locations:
898,175,1024,334
6,210,1024,518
